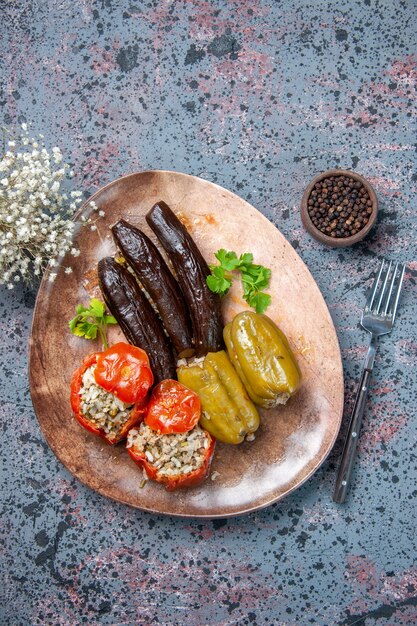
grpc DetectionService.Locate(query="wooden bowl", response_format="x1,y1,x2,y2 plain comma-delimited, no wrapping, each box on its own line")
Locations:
300,169,378,248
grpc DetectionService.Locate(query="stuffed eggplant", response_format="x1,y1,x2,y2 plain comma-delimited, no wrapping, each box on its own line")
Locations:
146,201,223,357
98,257,176,383
112,219,194,358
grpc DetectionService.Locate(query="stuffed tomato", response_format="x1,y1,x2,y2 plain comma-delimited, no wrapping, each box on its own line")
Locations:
127,379,215,490
70,343,153,444
127,423,215,490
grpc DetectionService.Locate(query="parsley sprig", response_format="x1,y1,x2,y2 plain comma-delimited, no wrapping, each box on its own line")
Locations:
69,298,117,349
206,249,272,314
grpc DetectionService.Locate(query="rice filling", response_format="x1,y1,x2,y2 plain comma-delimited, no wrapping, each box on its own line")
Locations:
79,365,133,438
127,423,210,478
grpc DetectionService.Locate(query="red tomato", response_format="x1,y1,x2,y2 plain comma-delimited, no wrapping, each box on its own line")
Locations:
145,379,201,434
70,352,147,444
94,342,154,404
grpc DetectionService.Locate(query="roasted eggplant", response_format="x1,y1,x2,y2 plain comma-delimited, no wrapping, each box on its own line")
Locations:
146,201,223,357
112,220,194,358
98,257,176,383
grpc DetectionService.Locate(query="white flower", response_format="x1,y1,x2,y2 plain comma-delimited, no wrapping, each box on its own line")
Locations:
90,224,97,231
64,267,73,274
0,128,95,287
52,147,62,164
98,210,105,217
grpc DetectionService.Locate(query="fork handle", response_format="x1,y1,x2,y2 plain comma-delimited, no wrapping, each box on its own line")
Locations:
333,343,375,504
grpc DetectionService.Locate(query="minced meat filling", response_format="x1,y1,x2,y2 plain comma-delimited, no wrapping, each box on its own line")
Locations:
127,423,210,478
80,365,133,439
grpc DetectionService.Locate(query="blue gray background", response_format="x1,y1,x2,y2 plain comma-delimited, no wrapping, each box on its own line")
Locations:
1,1,416,624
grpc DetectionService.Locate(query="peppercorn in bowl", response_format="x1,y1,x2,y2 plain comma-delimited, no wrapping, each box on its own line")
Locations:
300,169,378,247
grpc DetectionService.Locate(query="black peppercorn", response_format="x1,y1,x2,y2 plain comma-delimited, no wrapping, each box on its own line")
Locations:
307,174,373,238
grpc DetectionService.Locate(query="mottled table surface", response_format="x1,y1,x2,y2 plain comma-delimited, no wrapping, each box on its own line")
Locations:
1,1,416,625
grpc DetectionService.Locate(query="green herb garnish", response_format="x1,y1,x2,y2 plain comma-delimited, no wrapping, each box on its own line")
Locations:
69,298,117,349
206,249,272,314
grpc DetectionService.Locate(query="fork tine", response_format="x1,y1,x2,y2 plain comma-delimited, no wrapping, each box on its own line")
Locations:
383,262,399,315
375,260,393,314
387,263,406,322
366,258,386,310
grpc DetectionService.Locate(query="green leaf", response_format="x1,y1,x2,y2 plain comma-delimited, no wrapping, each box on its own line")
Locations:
83,322,98,339
69,298,118,347
215,249,240,271
252,271,271,291
242,266,270,291
68,315,80,331
247,292,272,314
72,323,87,338
238,252,253,267
206,248,272,312
89,298,105,317
206,274,231,296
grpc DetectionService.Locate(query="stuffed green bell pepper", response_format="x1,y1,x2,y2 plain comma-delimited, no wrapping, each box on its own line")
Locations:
223,311,301,409
177,350,259,444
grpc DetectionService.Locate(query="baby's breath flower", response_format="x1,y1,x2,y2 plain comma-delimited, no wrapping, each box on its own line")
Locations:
98,210,105,217
0,126,104,289
0,129,101,289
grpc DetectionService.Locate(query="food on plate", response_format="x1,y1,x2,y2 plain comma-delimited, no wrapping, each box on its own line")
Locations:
98,256,176,383
94,342,154,404
224,311,300,408
146,200,223,357
68,198,299,491
112,220,194,358
70,344,152,444
144,379,201,434
68,298,117,349
206,249,272,314
127,422,215,491
177,350,259,444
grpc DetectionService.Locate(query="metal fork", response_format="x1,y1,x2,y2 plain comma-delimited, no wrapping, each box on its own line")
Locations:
333,259,406,503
